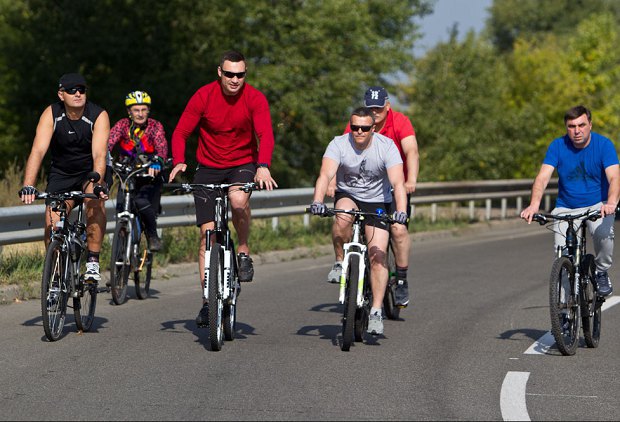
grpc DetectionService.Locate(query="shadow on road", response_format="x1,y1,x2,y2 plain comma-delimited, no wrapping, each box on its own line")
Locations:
498,328,548,342
22,314,109,342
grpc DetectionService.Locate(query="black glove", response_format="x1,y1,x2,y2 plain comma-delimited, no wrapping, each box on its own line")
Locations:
392,211,408,224
93,184,108,197
19,185,38,197
310,201,327,216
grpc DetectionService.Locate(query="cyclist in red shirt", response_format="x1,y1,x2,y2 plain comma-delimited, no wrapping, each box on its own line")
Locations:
169,50,277,326
327,87,419,308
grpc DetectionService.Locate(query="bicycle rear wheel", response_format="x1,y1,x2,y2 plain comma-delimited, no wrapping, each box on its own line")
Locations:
208,244,224,351
110,223,130,305
549,256,579,356
41,240,69,341
74,272,97,332
134,231,152,300
581,254,601,348
342,254,359,351
383,242,400,320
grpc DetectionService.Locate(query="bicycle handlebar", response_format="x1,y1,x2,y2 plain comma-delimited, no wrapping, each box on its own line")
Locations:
532,209,603,225
164,181,261,194
305,207,406,225
34,191,99,201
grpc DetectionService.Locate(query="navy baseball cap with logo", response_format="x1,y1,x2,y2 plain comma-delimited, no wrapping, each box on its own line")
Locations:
364,86,389,108
58,73,87,90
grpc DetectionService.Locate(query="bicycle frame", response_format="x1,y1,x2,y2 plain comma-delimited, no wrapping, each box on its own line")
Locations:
339,217,368,308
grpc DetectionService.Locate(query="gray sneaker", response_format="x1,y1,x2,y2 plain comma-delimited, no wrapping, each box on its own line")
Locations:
367,311,384,335
596,271,613,297
327,262,342,284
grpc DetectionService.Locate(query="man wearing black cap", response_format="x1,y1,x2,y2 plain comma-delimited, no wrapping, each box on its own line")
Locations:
326,86,419,309
20,73,110,283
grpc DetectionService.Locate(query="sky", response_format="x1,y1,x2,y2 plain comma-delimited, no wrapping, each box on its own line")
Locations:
413,0,493,56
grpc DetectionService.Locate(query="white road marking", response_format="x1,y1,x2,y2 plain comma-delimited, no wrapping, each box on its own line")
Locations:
524,295,620,355
501,371,531,421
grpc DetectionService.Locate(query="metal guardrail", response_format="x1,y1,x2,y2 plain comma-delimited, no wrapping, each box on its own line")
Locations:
0,179,557,246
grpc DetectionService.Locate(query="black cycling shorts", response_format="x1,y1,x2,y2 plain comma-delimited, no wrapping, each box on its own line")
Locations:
333,191,394,231
45,170,100,206
193,163,256,226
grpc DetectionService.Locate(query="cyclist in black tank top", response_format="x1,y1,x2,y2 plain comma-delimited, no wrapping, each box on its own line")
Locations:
19,73,111,282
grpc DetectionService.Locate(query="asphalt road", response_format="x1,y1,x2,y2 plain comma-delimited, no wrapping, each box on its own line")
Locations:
1,221,619,421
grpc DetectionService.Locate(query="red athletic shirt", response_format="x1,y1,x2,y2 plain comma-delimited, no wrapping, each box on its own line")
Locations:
171,81,275,168
344,109,415,176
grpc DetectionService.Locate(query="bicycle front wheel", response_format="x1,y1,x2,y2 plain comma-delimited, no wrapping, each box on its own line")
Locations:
41,240,69,341
134,231,152,300
74,272,97,332
110,223,130,305
549,256,579,356
581,254,601,348
208,244,224,351
383,242,400,320
342,254,359,351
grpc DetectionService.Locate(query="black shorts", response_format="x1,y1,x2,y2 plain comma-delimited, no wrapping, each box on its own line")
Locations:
46,170,96,206
334,192,393,231
193,163,256,226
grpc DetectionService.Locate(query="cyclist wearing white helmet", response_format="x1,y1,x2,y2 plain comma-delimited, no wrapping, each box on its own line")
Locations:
108,90,168,251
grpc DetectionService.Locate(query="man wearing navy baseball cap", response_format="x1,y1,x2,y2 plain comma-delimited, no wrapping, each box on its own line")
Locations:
325,86,419,310
20,72,110,283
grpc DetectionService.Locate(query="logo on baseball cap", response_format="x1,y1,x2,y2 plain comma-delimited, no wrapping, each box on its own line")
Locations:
364,86,389,108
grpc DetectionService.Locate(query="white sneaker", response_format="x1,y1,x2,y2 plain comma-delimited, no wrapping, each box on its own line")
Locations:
84,261,101,283
367,311,384,335
327,262,342,284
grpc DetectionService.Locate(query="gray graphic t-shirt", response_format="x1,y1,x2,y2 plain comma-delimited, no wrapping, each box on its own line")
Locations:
324,132,403,203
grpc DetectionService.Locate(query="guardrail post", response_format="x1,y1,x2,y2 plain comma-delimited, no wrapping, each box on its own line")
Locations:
501,198,507,219
516,197,522,216
544,195,551,211
469,200,475,221
303,214,310,227
272,216,278,231
431,203,437,223
485,199,492,220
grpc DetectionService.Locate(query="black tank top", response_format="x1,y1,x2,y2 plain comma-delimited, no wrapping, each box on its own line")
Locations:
50,101,105,176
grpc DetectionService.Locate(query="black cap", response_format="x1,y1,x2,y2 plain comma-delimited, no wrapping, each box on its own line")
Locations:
58,73,87,90
364,86,389,108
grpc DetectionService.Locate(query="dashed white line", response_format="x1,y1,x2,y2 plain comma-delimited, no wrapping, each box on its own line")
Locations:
501,371,531,421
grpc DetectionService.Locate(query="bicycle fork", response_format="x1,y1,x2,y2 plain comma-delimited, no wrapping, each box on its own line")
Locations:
339,248,366,307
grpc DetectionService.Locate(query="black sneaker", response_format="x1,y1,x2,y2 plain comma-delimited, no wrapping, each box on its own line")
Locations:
596,271,613,297
195,303,209,327
394,279,409,308
238,253,254,282
148,234,162,252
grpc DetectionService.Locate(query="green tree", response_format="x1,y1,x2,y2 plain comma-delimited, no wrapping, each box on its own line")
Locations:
0,0,432,186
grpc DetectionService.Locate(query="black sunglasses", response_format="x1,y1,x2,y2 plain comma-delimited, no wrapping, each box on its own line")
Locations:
64,86,86,95
221,70,246,79
350,124,373,132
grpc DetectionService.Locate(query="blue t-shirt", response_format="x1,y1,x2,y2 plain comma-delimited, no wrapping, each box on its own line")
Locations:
543,132,619,208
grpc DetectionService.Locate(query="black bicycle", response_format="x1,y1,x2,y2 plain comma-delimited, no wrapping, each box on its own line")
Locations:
31,173,101,341
308,207,402,351
533,209,608,355
108,157,160,304
166,181,260,351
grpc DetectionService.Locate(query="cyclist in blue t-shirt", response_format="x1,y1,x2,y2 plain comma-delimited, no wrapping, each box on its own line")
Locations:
521,105,620,297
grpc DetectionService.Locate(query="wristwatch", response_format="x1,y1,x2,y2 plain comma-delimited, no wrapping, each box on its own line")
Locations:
257,163,269,169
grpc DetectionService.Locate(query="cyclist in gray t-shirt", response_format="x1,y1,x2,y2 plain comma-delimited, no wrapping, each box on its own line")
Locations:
309,107,408,336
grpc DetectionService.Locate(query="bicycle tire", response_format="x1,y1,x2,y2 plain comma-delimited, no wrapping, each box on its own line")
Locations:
208,244,224,351
74,272,97,332
549,256,579,356
223,251,237,341
355,264,371,342
134,232,152,300
342,254,359,351
41,240,69,341
581,254,601,348
383,243,400,320
110,224,130,305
